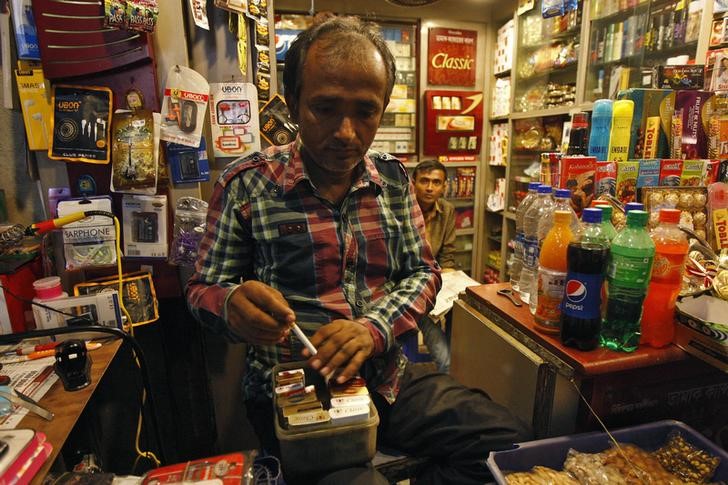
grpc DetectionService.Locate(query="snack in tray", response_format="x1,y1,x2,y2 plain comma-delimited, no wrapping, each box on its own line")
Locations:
601,444,688,484
505,466,579,485
562,448,626,484
654,432,721,483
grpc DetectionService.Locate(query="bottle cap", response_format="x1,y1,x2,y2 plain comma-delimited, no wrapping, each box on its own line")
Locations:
554,210,572,224
613,99,635,118
571,112,589,128
555,189,571,199
600,204,613,220
528,182,541,191
582,207,603,223
626,209,649,227
537,185,553,194
33,276,63,300
625,202,644,212
659,208,681,224
592,99,613,118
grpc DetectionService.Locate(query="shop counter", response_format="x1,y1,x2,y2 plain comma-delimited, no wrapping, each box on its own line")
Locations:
450,283,727,446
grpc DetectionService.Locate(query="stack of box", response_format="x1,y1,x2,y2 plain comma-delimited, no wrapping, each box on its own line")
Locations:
494,20,514,75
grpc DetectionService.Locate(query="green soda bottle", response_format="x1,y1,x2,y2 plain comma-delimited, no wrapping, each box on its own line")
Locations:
600,210,655,352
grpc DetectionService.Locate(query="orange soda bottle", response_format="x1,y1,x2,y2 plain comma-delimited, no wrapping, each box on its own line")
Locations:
640,209,689,348
535,210,574,333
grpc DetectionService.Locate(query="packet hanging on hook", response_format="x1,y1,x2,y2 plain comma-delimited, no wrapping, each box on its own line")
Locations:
49,85,113,164
111,109,157,193
188,0,209,30
104,0,127,29
57,197,117,270
160,65,209,148
126,0,158,33
214,0,247,13
209,82,260,158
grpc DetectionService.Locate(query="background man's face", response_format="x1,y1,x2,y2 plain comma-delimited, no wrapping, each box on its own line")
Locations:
414,169,447,208
291,38,388,174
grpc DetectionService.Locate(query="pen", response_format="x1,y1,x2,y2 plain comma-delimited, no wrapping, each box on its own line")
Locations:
290,323,317,356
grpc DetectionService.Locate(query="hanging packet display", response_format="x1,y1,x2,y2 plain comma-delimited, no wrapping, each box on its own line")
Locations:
188,0,209,30
122,194,168,258
160,66,209,148
14,64,52,151
104,0,126,29
57,197,117,270
49,85,113,164
125,0,158,32
169,197,208,266
214,0,247,13
10,0,40,60
209,82,261,158
74,271,158,326
111,110,157,193
259,94,298,146
166,137,210,184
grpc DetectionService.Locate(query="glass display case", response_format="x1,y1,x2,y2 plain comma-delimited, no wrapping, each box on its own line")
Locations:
375,22,419,157
584,0,701,102
512,1,582,114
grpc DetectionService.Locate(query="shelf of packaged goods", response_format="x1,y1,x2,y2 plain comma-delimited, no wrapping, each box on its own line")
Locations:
494,69,511,78
590,4,650,27
519,28,581,50
642,41,699,62
456,228,475,236
510,105,573,119
490,114,510,122
485,207,504,215
515,62,578,84
589,53,642,70
488,234,503,244
504,211,516,221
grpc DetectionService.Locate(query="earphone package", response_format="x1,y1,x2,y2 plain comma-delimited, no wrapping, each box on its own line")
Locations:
57,197,118,270
14,63,52,150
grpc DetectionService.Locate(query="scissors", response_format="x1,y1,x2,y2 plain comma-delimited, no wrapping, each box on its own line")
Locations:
497,288,522,307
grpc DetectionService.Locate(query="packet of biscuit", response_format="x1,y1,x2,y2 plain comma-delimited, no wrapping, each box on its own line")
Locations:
616,161,639,204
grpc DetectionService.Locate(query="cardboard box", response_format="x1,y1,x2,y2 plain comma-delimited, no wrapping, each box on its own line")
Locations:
654,65,706,90
674,90,713,159
675,295,728,372
559,156,596,213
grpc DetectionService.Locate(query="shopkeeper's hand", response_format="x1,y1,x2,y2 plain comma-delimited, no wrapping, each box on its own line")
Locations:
226,281,295,345
305,319,374,384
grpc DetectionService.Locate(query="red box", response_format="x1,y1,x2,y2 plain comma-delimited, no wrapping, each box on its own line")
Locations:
559,156,597,213
659,159,684,186
0,257,42,333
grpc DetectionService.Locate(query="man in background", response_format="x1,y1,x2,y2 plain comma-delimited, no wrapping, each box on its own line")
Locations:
412,160,456,373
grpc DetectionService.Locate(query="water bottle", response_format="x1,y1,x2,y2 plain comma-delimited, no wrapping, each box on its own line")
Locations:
561,208,610,350
601,210,655,352
510,182,541,292
588,99,613,161
522,185,554,304
538,188,580,243
640,209,689,348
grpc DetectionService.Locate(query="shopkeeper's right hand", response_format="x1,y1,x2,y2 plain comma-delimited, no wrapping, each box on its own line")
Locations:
226,281,295,345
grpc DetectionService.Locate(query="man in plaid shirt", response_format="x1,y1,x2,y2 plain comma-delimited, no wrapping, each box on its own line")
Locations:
187,15,529,485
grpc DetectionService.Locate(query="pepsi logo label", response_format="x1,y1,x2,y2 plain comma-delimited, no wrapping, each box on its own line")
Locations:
566,280,587,303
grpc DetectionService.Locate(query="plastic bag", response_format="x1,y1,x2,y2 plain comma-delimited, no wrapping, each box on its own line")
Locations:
169,197,208,266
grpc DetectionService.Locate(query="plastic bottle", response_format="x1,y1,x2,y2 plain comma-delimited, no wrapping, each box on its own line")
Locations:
31,276,69,330
534,211,573,332
640,209,689,348
561,208,610,350
538,189,580,243
521,185,554,304
598,204,618,241
588,100,613,161
607,100,634,163
601,210,655,352
624,202,644,212
566,112,590,156
511,182,541,292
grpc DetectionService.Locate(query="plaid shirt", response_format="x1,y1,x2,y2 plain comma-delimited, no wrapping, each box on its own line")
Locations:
186,141,441,403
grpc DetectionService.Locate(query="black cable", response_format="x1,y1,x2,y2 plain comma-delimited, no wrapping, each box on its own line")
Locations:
0,284,167,466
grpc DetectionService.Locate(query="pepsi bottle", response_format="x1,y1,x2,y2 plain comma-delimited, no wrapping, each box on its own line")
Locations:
560,208,610,350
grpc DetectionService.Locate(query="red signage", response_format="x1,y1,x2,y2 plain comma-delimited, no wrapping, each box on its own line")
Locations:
427,28,477,87
423,90,484,156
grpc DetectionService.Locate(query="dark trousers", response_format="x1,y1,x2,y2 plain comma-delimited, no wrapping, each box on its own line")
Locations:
246,362,532,485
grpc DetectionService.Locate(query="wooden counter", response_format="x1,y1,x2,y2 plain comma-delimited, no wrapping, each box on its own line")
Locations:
465,282,687,376
21,339,123,483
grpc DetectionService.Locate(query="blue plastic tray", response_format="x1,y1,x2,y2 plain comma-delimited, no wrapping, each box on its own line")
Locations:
487,420,728,484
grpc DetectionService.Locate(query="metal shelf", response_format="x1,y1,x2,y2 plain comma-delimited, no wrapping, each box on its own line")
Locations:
511,106,573,119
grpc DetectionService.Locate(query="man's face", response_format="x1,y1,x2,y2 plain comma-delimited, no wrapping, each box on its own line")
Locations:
414,169,447,208
288,39,388,175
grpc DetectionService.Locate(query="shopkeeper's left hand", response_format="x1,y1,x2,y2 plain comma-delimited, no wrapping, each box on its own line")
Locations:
304,319,374,383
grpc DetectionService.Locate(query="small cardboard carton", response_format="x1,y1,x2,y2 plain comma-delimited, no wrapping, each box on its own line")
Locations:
675,295,728,372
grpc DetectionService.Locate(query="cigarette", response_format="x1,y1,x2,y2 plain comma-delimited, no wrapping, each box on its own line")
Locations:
291,323,317,356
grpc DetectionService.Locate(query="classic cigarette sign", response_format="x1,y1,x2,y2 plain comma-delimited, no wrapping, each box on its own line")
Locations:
427,28,477,86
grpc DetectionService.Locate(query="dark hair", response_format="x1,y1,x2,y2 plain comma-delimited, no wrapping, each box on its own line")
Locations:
282,16,396,113
413,159,448,180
